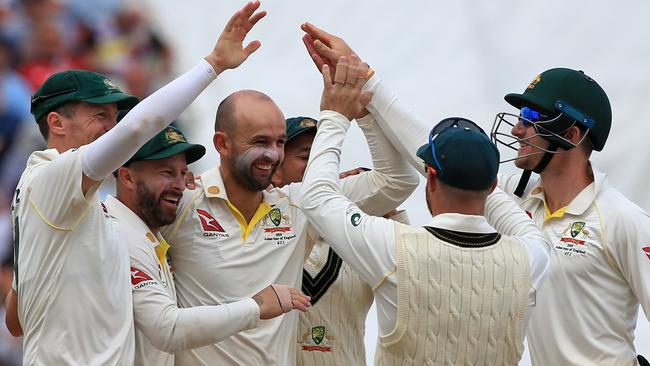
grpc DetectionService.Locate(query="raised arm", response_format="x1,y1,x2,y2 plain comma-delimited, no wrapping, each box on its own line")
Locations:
79,1,267,194
301,56,398,288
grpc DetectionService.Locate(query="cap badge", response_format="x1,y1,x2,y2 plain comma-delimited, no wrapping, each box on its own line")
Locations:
300,119,316,128
527,74,541,89
165,128,186,143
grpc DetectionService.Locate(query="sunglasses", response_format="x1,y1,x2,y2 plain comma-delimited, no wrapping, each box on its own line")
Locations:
31,87,77,107
518,107,551,127
428,117,485,172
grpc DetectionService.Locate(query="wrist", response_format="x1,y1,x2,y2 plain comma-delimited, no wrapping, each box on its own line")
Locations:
204,55,225,75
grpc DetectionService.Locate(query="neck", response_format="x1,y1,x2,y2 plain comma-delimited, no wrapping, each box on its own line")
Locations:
48,139,76,154
429,193,486,218
219,166,263,223
540,154,593,213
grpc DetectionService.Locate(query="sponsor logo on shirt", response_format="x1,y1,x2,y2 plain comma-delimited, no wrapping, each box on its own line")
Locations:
300,325,334,352
131,267,156,289
350,213,362,227
196,209,229,238
642,246,650,261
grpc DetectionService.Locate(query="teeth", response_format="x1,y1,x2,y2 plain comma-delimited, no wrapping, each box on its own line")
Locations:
161,195,180,204
255,163,272,170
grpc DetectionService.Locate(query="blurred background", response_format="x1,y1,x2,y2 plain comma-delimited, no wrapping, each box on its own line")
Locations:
0,0,647,364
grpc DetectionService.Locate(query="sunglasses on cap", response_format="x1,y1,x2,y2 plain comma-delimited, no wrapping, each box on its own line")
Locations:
31,87,77,107
428,117,485,173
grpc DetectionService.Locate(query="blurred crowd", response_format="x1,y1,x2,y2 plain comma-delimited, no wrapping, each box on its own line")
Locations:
0,0,172,364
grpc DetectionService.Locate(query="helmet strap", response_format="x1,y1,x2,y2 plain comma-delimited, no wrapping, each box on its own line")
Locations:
513,143,558,197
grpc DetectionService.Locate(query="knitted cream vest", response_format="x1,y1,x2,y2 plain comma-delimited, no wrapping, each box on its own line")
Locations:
375,223,530,366
298,243,374,366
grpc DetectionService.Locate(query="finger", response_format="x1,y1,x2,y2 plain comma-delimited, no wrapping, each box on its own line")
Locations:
333,56,348,85
223,9,242,32
360,91,374,108
302,35,319,58
240,0,260,19
243,40,262,56
185,171,196,190
313,40,338,64
302,22,335,42
310,52,325,71
245,10,266,31
345,60,359,86
322,64,332,86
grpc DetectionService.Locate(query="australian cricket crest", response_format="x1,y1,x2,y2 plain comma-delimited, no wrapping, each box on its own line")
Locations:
557,221,591,257
301,325,334,352
269,208,282,226
262,206,295,245
570,221,586,238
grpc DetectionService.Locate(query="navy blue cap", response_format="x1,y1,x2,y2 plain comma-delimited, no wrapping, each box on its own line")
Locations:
416,126,499,190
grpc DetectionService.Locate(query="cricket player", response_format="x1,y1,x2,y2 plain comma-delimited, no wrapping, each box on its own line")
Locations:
271,116,409,366
6,2,267,364
300,55,550,365
300,23,650,366
108,125,310,366
161,87,420,364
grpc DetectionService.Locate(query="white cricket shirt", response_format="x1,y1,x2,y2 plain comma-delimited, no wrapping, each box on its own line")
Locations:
11,148,134,365
162,112,419,365
105,196,260,366
500,169,650,366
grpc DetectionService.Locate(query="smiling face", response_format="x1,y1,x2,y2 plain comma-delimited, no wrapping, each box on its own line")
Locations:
216,94,286,192
127,153,188,229
271,131,315,187
510,117,551,170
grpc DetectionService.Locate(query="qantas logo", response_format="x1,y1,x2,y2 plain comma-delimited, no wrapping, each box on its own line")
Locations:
131,267,154,286
196,209,225,232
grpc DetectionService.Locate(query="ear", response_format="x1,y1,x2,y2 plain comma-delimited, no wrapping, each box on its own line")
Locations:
213,131,229,155
426,166,437,194
488,178,498,194
47,112,66,138
564,125,584,145
117,167,137,190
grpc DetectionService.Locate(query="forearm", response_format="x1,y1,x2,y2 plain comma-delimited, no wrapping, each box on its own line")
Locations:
364,75,430,175
302,112,395,286
82,60,217,180
348,113,419,216
136,295,259,353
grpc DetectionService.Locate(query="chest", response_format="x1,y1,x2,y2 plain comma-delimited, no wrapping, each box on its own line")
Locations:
523,201,615,275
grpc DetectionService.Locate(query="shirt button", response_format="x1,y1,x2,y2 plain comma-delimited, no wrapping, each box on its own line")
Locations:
208,186,220,194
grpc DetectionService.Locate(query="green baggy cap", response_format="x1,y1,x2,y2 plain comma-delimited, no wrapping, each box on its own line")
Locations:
31,69,139,122
127,125,206,165
286,116,317,142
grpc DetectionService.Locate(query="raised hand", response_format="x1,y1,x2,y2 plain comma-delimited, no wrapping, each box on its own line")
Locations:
301,23,360,80
205,1,267,75
320,55,373,121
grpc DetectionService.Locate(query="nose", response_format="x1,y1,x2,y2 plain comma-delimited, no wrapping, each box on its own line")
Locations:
511,119,529,137
171,175,185,192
